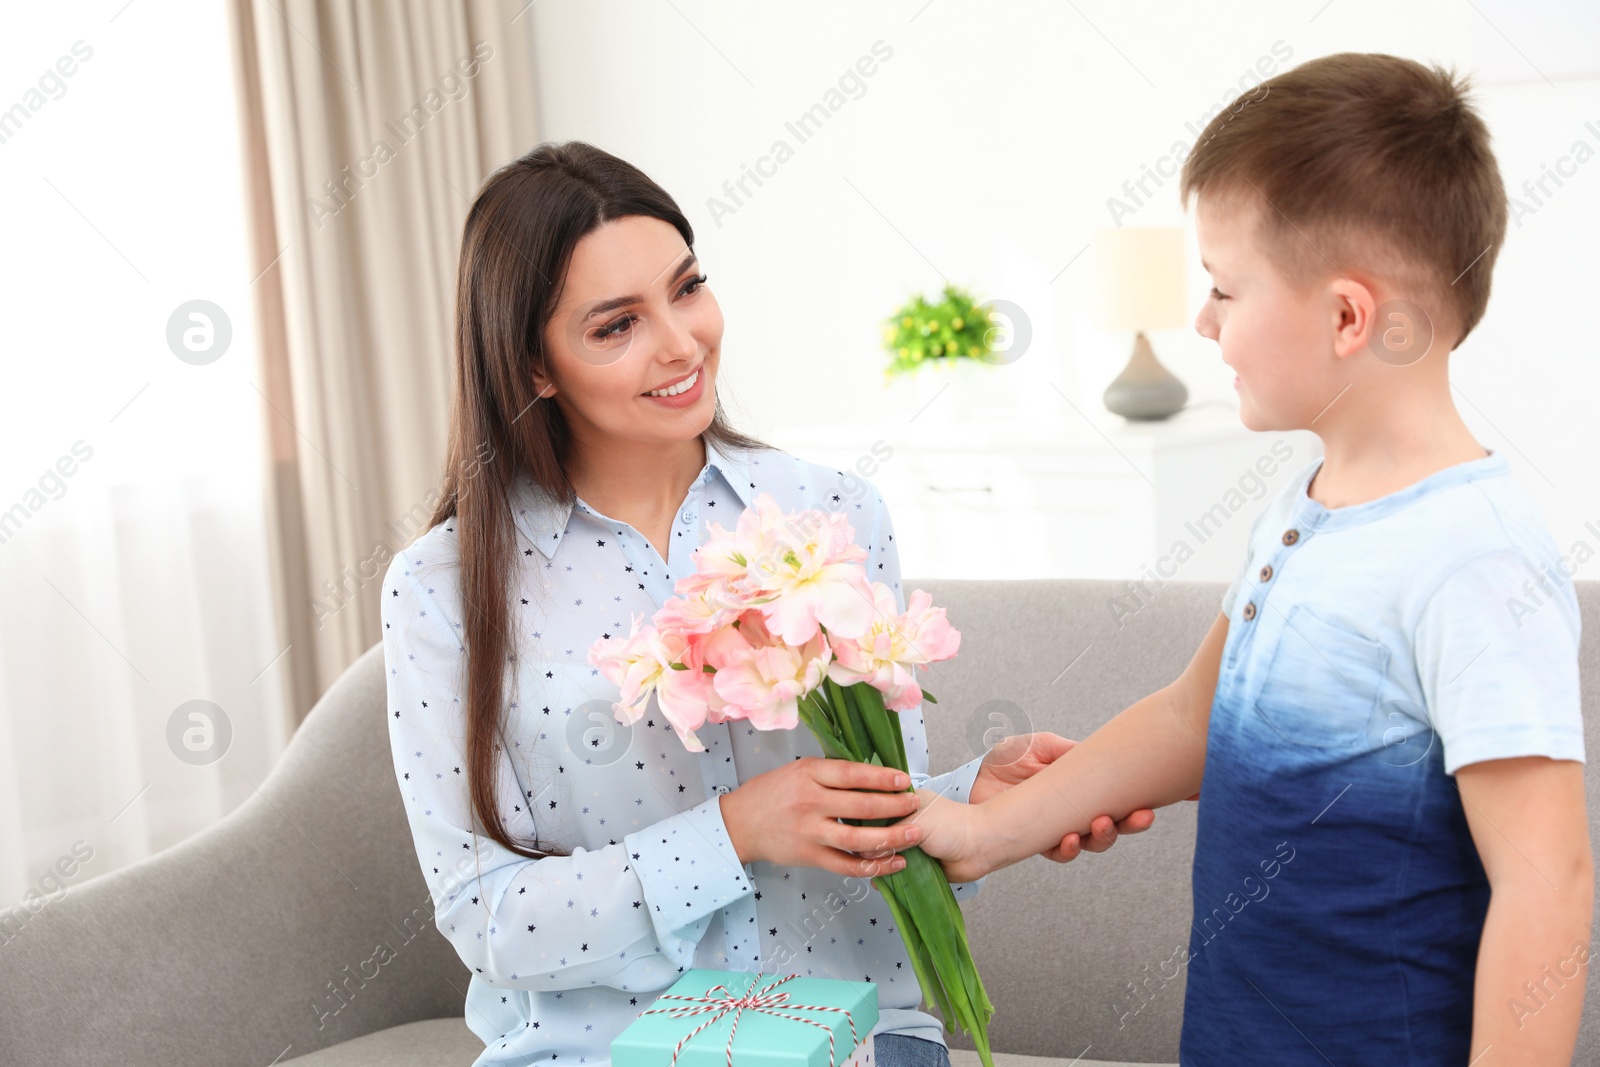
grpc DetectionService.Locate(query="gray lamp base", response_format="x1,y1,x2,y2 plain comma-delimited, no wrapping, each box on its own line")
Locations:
1103,331,1188,420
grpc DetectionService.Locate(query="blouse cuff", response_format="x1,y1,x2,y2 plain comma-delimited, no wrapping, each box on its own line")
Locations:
624,794,754,946
918,751,985,806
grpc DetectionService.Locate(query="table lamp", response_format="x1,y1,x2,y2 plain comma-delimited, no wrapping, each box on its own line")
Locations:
1091,226,1189,420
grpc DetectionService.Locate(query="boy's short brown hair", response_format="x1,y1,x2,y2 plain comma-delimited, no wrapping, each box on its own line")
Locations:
1179,52,1507,348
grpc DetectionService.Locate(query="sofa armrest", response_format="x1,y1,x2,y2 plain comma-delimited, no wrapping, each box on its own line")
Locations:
0,643,468,1067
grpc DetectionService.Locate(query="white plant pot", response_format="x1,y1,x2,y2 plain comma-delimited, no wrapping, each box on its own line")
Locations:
908,357,1014,423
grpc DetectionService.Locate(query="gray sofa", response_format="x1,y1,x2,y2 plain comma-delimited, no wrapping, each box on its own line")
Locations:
2,580,1595,1066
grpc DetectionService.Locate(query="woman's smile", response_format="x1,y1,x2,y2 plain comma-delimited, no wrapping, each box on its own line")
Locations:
641,364,707,406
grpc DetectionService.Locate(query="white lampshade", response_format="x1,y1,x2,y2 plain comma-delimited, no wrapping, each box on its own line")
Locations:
1091,227,1188,333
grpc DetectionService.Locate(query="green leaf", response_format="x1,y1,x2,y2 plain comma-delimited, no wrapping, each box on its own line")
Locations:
898,847,995,1065
797,693,853,761
883,870,953,1023
884,700,909,774
797,692,997,1067
872,874,951,1023
843,686,878,767
825,677,868,762
850,683,908,776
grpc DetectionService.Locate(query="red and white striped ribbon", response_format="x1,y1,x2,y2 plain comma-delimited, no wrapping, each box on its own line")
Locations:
636,972,861,1067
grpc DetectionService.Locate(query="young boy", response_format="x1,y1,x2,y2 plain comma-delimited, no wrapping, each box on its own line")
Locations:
912,53,1592,1065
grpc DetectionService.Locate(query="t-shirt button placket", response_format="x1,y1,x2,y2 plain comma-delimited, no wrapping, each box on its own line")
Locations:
1245,531,1300,621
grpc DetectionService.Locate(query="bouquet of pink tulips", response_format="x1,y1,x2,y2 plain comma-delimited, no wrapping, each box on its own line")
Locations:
588,493,995,1066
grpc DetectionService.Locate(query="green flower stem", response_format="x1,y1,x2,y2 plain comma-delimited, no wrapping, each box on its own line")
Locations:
824,676,870,762
871,866,951,1020
849,684,906,775
884,695,910,770
798,692,852,760
803,681,997,1067
876,846,994,1066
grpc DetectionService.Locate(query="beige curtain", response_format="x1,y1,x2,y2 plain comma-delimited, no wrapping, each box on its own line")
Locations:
227,0,539,728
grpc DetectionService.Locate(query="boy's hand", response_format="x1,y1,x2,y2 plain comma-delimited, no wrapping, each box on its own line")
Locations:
908,787,991,884
971,732,1158,862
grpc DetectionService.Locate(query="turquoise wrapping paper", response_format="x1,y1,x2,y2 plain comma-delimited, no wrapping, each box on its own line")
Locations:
611,969,878,1067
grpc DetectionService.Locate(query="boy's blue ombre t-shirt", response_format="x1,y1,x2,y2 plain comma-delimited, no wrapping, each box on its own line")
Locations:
1179,450,1585,1066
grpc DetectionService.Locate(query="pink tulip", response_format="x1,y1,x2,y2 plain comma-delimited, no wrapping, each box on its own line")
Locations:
586,614,710,751
673,494,782,599
674,612,761,725
653,589,736,636
737,496,874,644
711,629,831,731
827,585,961,711
589,499,959,740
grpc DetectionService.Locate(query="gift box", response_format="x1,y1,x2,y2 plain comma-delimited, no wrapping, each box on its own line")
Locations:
611,969,878,1067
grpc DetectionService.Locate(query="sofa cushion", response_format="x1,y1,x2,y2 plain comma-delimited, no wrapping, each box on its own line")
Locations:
918,578,1214,1063
272,1021,1177,1067
279,1018,482,1065
951,1050,1175,1067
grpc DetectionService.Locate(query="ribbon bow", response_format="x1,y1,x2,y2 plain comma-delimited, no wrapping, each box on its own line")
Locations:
638,972,861,1067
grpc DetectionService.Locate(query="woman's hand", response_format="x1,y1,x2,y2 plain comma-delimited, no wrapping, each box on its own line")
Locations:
718,756,924,879
971,732,1158,863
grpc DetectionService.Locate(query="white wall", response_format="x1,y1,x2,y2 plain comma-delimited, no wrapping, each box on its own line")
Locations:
527,0,1600,578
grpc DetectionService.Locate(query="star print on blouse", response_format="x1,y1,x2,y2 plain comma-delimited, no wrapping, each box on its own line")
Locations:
381,436,987,1067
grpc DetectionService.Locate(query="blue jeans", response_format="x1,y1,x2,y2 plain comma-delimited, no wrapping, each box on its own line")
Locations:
874,1033,952,1067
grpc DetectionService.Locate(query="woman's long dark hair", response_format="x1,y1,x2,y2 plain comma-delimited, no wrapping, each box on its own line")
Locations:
427,141,767,860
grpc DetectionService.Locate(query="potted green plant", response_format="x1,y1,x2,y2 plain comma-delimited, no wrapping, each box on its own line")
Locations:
882,284,1013,421
882,284,998,375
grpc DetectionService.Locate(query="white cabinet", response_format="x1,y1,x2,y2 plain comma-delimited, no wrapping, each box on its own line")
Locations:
767,408,1320,584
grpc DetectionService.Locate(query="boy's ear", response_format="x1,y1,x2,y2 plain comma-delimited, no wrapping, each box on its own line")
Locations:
1328,276,1377,361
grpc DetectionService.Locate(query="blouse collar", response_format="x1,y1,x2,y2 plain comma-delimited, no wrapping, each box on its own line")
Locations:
511,435,758,561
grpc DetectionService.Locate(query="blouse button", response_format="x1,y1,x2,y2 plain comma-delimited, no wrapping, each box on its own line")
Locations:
1282,529,1300,546
680,509,697,525
1242,601,1258,621
1259,563,1274,582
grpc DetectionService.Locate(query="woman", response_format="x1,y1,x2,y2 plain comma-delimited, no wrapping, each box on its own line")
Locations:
381,141,1150,1067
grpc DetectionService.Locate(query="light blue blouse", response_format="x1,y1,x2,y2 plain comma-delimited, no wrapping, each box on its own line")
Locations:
381,436,987,1066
